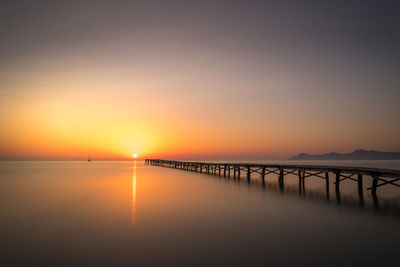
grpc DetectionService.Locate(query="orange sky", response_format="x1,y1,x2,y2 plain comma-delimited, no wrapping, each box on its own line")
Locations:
1,2,399,160
0,61,397,160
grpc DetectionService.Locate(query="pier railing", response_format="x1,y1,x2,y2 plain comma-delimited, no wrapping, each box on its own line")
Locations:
145,159,400,196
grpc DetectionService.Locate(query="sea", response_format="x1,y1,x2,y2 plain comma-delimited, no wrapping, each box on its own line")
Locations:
0,160,399,266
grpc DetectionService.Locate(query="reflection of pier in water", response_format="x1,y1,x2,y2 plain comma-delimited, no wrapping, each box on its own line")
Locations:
146,159,400,214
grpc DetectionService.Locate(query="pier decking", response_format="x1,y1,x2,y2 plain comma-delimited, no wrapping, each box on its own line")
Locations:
145,159,400,198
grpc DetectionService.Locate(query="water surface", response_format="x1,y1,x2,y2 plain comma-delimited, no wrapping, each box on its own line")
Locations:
0,161,399,266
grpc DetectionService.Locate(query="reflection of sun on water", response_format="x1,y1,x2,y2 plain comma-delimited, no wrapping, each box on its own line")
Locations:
131,161,137,226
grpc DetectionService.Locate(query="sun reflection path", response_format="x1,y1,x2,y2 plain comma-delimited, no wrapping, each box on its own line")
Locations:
131,161,137,226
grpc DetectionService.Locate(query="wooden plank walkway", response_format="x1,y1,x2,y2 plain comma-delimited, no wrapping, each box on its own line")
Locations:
145,159,400,197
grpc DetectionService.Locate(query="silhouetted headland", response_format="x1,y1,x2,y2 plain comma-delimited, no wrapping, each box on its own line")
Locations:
289,149,400,160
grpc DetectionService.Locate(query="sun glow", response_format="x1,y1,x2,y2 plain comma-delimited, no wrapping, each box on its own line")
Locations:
133,153,138,158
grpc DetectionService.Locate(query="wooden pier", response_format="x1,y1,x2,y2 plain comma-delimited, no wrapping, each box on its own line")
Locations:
145,159,400,198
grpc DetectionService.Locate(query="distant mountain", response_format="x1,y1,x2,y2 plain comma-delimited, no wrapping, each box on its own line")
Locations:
289,150,400,160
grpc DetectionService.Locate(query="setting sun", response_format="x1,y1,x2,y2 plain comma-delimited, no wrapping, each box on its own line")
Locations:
133,153,137,158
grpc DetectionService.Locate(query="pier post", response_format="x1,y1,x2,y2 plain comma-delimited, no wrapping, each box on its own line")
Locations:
247,166,251,183
335,171,340,192
228,165,231,177
218,165,221,176
298,169,302,195
224,165,227,177
371,173,378,196
336,188,341,204
279,168,284,192
335,171,341,204
325,172,330,202
237,166,241,178
233,166,236,178
261,167,265,182
372,193,379,210
358,174,364,207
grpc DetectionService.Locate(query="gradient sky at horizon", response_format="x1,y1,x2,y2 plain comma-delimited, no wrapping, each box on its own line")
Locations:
1,0,399,160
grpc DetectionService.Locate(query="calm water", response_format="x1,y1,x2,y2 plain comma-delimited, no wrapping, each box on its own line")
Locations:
0,161,399,267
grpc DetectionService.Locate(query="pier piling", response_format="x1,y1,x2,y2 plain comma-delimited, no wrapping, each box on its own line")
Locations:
145,159,400,197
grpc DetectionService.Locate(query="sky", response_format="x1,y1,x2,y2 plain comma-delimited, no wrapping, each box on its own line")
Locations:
1,0,399,160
